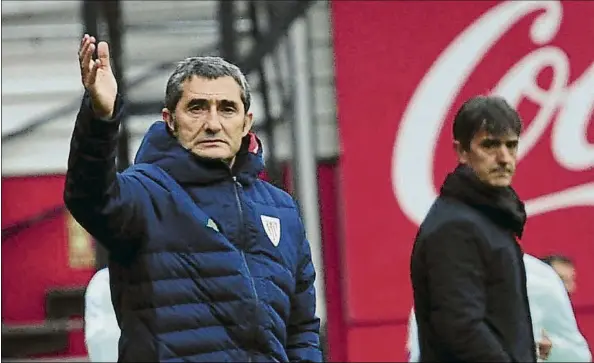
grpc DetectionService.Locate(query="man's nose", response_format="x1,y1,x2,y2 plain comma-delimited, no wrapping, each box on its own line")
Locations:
496,146,514,165
204,106,222,132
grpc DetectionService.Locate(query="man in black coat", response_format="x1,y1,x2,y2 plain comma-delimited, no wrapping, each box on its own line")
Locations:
410,96,539,362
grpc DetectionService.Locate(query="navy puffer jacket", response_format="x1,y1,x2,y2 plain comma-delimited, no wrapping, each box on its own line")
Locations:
64,95,322,362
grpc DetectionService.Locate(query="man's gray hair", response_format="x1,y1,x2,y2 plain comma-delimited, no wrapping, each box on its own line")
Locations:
164,56,251,113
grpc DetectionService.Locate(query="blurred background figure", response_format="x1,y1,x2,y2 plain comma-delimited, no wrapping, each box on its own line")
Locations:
541,255,577,296
84,268,120,362
527,254,591,362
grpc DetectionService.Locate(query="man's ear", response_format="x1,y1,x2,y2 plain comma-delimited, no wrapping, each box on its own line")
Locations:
242,112,254,137
162,108,175,132
453,140,468,164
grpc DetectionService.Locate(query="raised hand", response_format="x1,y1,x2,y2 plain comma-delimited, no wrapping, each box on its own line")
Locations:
78,34,118,119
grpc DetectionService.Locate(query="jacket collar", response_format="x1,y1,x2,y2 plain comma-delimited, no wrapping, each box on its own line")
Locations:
133,121,265,186
439,164,527,238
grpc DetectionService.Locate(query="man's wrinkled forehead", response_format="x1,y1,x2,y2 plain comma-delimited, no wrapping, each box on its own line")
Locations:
181,75,243,101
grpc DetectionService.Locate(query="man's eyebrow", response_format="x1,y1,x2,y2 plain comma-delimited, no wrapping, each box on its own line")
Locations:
219,99,239,107
186,98,209,108
186,99,239,107
480,138,502,144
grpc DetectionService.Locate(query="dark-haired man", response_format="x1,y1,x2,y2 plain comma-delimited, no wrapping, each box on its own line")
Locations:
410,96,537,361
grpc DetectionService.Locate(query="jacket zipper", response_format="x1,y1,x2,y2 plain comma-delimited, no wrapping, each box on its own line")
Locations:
232,176,259,361
232,176,259,304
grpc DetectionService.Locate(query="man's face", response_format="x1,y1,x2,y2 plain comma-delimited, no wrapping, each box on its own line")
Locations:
163,75,253,165
455,128,519,187
551,261,576,295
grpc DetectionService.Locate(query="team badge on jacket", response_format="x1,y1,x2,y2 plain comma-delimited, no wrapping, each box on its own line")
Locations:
261,215,281,246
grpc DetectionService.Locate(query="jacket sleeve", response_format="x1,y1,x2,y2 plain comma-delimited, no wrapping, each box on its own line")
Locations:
285,220,322,362
424,222,512,362
64,93,145,253
541,273,592,362
85,269,121,362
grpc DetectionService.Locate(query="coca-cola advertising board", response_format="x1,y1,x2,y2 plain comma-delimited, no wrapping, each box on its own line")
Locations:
331,1,594,361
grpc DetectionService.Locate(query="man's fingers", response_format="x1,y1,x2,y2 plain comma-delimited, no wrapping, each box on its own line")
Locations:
78,38,88,63
86,59,100,86
79,34,88,53
97,41,111,69
81,43,95,78
78,35,96,65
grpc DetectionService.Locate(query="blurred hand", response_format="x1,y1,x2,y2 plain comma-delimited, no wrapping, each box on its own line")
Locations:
537,329,552,361
78,34,118,119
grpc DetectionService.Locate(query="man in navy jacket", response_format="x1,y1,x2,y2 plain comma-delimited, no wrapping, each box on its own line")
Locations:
65,34,322,362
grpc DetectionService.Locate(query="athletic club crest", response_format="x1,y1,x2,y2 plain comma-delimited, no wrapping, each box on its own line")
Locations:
261,215,281,246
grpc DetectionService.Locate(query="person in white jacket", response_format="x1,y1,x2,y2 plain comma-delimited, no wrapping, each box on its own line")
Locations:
407,254,591,362
84,268,121,362
541,255,577,295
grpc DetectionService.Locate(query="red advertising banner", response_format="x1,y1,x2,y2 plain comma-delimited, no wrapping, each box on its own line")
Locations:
331,1,594,361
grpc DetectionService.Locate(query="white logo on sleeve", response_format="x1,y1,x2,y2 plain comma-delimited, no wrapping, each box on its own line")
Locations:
261,215,281,246
206,218,219,232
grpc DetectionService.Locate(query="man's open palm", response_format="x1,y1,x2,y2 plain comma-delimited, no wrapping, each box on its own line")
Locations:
78,34,118,119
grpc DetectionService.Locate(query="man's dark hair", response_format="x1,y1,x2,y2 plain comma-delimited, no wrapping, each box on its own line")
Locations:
164,56,251,114
452,95,523,150
540,254,574,267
